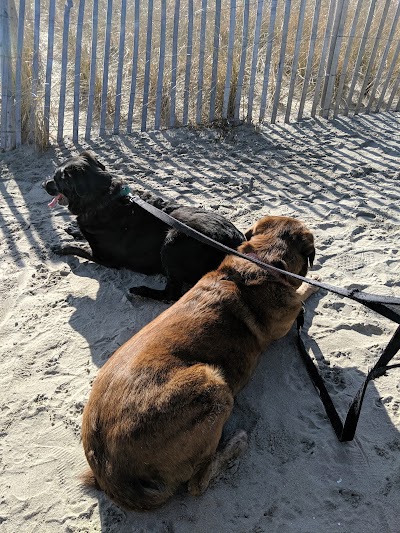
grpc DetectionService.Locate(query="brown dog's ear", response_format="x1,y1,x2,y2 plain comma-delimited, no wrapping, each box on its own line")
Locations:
308,248,315,268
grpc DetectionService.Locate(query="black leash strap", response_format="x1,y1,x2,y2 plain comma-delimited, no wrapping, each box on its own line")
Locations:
131,194,400,316
297,317,400,441
130,194,400,441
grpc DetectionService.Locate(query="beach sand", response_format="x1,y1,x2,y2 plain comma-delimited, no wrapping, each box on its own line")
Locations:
1,112,399,532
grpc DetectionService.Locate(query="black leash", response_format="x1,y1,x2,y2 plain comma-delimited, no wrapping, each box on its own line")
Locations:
130,194,400,440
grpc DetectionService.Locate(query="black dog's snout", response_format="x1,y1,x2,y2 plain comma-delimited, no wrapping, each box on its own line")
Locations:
42,178,58,196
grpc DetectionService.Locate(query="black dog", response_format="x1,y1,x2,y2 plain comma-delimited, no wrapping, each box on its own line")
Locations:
42,151,245,301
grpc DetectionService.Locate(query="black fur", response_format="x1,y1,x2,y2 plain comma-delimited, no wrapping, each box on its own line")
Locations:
43,151,245,301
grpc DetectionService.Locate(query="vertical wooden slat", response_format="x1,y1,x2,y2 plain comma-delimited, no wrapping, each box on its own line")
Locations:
345,0,376,115
30,0,40,142
155,0,166,129
333,0,362,117
310,0,337,117
85,0,99,141
321,0,348,119
354,0,391,114
1,0,14,150
99,0,113,136
73,0,85,143
44,0,56,145
127,0,140,133
222,0,236,120
57,0,73,143
141,0,153,131
271,0,291,124
374,38,400,112
386,72,400,111
258,0,278,123
395,93,400,113
183,0,193,125
15,0,26,147
247,0,264,123
209,0,221,122
234,0,250,123
285,0,307,123
114,0,127,134
297,0,321,120
196,0,207,124
170,0,180,128
366,1,400,113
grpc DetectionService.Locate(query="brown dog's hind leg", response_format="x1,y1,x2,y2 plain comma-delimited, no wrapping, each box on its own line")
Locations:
188,430,248,496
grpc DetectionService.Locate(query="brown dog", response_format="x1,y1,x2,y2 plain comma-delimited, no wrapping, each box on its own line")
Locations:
81,216,318,511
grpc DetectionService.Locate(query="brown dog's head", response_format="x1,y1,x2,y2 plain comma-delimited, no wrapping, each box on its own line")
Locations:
243,216,315,284
42,151,111,215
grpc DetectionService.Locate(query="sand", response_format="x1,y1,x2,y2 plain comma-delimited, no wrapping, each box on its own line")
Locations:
0,112,399,533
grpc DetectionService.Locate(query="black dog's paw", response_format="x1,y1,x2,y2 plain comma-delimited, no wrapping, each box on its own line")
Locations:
129,285,154,298
64,224,84,240
129,285,173,303
50,243,94,261
51,244,69,256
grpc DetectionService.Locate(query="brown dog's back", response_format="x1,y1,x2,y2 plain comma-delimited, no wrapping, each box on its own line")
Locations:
81,216,317,511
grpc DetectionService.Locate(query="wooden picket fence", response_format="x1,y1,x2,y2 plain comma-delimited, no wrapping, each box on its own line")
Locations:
1,0,400,150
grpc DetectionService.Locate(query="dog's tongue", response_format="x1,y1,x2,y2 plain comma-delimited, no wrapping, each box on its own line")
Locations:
48,194,63,208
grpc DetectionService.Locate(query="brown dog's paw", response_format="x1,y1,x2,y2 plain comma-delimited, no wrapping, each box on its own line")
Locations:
297,275,321,300
188,430,248,497
222,430,248,466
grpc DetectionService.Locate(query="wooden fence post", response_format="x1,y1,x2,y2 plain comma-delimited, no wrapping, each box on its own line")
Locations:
285,0,307,123
57,0,73,143
209,0,221,123
127,0,140,133
196,0,208,124
366,1,400,113
311,0,337,117
183,0,193,126
298,0,322,120
234,0,250,123
354,0,391,114
141,0,153,131
333,0,363,117
99,0,113,136
271,0,291,124
247,0,264,123
15,0,25,147
85,0,98,141
1,0,15,150
259,0,278,123
222,0,236,120
44,0,56,146
170,0,180,128
73,0,85,143
114,0,127,134
321,0,348,119
155,0,166,129
345,0,376,115
30,0,40,143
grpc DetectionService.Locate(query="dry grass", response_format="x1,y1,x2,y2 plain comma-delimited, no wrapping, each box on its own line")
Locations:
3,0,400,148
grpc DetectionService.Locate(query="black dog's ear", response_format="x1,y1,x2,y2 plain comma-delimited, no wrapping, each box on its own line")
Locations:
81,150,106,171
244,227,253,240
63,168,92,198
